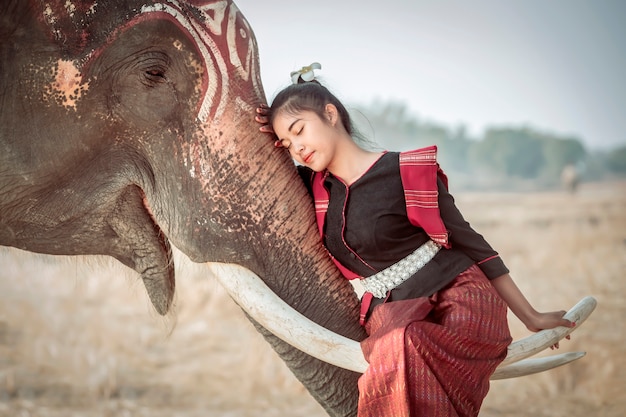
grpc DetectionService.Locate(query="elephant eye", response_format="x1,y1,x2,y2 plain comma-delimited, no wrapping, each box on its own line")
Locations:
138,51,170,86
144,68,167,85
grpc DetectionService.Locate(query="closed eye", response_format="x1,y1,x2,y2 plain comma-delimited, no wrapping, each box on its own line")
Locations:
138,51,170,86
289,123,304,138
145,68,167,84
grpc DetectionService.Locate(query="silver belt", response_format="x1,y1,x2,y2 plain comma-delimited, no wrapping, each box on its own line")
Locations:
360,240,442,298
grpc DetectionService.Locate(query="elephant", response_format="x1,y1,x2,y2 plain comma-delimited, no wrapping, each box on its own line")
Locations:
0,1,595,415
0,1,366,415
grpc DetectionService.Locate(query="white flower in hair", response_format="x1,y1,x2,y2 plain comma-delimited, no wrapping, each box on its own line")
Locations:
290,62,322,84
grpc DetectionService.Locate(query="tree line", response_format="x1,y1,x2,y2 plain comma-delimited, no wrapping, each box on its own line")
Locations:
351,100,626,191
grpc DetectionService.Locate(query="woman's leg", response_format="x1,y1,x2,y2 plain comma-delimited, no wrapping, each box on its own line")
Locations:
358,265,511,417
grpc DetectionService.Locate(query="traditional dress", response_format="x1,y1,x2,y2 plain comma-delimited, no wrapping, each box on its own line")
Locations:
299,146,512,417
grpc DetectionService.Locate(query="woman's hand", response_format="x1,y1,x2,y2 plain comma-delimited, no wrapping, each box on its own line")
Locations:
525,310,575,349
490,274,575,349
255,104,274,133
255,104,283,147
524,310,574,333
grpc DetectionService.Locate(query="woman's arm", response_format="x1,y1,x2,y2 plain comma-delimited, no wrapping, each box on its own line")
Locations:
436,180,575,338
491,273,575,332
436,178,510,278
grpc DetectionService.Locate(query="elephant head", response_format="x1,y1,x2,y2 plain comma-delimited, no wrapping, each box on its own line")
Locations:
0,1,365,415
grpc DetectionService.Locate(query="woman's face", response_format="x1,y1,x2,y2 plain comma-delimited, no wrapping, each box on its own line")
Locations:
272,107,339,172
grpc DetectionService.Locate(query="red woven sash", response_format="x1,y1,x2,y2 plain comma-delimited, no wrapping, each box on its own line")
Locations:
399,146,450,248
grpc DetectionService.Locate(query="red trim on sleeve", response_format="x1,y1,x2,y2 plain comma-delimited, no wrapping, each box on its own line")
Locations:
477,255,500,265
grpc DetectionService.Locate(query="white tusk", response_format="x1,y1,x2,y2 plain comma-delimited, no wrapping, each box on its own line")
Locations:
500,296,597,367
207,263,596,378
207,263,369,373
491,351,586,380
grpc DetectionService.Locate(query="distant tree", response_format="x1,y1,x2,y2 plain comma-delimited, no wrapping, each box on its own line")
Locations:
443,125,472,173
378,100,409,126
353,99,618,189
540,135,586,179
354,101,444,150
354,102,474,173
606,145,626,173
469,128,545,178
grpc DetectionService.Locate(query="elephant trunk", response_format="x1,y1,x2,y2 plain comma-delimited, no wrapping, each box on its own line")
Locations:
182,128,367,415
233,159,366,416
245,256,364,416
140,105,367,414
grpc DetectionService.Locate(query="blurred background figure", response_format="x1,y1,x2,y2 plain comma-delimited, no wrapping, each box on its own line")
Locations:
561,164,580,193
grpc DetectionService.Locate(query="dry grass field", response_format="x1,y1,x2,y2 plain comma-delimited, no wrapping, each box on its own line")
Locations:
1,180,625,417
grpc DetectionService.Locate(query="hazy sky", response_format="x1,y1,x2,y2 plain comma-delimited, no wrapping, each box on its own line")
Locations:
236,0,625,150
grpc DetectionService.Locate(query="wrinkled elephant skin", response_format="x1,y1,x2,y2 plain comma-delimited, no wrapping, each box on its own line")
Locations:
0,1,365,416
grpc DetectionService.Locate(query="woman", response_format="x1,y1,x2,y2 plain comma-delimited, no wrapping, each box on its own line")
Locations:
256,63,574,417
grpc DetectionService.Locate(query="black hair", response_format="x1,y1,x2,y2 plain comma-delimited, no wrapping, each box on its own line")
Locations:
268,79,355,135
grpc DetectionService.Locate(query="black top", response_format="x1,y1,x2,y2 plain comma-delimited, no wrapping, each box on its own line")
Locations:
298,151,509,304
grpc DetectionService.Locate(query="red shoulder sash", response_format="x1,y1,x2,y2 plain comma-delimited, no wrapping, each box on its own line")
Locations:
399,146,450,248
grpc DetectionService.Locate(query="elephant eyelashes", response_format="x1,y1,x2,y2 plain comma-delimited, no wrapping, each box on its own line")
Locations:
144,69,167,85
137,51,170,86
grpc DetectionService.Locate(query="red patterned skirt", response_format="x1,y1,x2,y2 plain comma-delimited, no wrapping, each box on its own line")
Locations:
358,264,512,417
